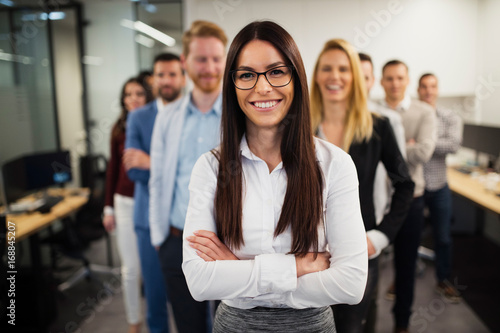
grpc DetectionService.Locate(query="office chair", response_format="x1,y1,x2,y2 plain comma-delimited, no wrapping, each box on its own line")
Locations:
49,154,119,293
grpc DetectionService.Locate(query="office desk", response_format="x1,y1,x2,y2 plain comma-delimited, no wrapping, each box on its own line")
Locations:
447,167,500,215
3,188,90,269
5,188,90,241
2,188,89,332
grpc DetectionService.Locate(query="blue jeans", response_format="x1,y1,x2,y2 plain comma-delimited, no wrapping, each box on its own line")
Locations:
135,227,169,333
393,196,425,328
424,184,453,282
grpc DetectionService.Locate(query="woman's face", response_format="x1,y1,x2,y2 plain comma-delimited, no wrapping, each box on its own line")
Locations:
234,39,294,133
315,49,353,105
123,82,147,112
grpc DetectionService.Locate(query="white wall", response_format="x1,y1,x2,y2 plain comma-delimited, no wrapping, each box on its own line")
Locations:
83,1,138,158
476,0,500,127
184,0,478,100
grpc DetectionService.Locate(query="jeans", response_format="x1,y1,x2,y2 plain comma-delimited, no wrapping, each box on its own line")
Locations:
393,196,425,328
332,257,379,332
135,228,170,333
159,233,208,333
424,184,453,282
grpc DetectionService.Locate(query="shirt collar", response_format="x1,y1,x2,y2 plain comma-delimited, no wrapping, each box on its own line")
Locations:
213,93,223,116
156,97,166,113
187,91,223,116
399,94,412,111
239,135,284,171
240,135,254,160
380,94,412,112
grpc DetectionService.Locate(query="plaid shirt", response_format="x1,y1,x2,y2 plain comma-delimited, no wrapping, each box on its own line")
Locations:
424,107,462,191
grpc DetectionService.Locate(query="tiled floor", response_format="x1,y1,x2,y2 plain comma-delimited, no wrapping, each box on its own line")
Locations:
375,251,491,333
49,236,492,333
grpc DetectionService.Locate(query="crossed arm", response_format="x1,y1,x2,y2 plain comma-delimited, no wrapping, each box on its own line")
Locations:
182,153,368,308
187,230,331,278
125,112,151,183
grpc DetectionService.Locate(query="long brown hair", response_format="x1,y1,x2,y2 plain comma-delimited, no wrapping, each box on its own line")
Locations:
310,39,373,151
215,21,324,256
112,77,153,138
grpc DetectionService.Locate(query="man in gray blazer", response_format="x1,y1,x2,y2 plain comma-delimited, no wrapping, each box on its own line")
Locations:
149,20,227,333
418,73,462,303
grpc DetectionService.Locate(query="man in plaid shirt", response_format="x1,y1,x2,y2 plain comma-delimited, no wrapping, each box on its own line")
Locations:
418,73,463,303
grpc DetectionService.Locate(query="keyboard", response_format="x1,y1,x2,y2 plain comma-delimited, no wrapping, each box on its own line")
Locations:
455,166,472,175
33,195,64,214
8,198,45,214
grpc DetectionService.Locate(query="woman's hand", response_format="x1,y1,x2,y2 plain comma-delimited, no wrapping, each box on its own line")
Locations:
186,230,239,261
295,252,331,277
366,236,376,257
102,215,116,232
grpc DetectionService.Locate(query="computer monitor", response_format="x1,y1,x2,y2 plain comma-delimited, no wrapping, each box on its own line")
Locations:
2,150,72,205
462,124,500,158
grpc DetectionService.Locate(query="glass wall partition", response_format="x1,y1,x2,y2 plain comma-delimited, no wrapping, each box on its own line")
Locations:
135,0,183,71
0,8,58,167
0,3,85,203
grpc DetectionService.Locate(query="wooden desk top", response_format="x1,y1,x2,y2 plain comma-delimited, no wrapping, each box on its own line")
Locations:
5,188,90,241
447,168,500,215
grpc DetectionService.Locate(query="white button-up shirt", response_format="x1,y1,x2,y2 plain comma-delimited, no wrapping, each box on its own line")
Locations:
182,136,368,309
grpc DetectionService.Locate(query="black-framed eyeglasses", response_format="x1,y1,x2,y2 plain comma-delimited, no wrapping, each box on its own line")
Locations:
230,65,294,90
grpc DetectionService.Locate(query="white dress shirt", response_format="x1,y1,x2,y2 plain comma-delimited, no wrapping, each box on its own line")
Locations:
156,97,166,114
368,99,408,258
182,136,368,309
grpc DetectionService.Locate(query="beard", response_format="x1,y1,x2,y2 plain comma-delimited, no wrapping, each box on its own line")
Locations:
191,74,222,93
159,85,182,102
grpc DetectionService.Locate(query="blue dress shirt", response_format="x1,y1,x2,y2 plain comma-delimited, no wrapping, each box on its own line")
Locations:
168,97,221,231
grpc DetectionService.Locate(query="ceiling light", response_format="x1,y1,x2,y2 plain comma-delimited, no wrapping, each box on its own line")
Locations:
22,12,66,21
0,52,33,64
120,19,175,47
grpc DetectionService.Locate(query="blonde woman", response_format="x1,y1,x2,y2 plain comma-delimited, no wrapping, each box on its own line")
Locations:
311,39,414,332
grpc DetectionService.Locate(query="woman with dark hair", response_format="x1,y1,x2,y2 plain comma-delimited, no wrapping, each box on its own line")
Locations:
310,39,414,332
181,21,367,332
103,77,152,333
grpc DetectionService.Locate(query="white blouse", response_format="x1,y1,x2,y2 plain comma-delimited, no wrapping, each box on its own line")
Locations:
182,136,367,309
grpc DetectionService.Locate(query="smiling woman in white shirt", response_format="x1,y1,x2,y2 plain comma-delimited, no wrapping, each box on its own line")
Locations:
182,20,367,333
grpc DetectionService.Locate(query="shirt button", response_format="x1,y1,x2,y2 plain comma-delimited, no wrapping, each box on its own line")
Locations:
266,198,272,206
197,137,203,143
